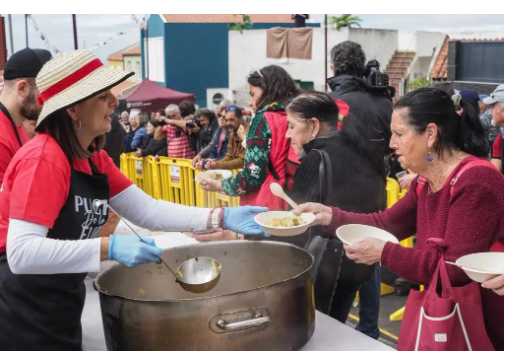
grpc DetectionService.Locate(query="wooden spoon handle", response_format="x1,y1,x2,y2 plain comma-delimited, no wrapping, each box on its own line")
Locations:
282,194,300,210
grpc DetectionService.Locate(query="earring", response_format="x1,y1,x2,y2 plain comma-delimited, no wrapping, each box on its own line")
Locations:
74,120,82,132
425,151,434,163
311,134,316,140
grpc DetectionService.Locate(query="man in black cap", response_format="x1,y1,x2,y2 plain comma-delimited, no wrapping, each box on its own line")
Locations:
0,48,52,182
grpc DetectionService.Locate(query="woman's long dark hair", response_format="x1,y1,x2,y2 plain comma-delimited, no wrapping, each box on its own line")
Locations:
395,87,489,158
247,65,300,110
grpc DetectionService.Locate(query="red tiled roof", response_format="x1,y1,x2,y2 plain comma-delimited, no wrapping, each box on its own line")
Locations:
123,45,141,56
162,14,294,23
431,37,449,80
108,44,141,61
450,38,504,41
107,49,123,61
111,80,138,98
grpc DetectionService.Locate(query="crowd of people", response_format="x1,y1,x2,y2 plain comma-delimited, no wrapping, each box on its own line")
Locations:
0,38,504,351
112,99,254,174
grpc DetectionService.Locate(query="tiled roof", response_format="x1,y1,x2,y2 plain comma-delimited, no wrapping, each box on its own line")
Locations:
162,14,294,23
430,37,504,80
123,45,141,56
107,49,123,61
111,80,138,98
107,43,141,61
431,37,449,80
450,38,504,41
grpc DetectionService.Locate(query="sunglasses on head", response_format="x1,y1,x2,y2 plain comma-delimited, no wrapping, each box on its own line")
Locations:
226,106,238,111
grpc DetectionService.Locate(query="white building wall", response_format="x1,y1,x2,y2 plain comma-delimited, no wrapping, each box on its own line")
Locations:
143,37,165,83
415,31,446,57
347,28,398,71
409,57,433,79
228,27,398,94
124,55,142,81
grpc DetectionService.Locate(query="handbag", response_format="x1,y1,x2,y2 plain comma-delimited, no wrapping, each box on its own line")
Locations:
397,238,494,351
304,149,374,314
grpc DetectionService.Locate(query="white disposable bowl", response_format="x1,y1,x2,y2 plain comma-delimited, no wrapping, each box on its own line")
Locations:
455,252,504,283
196,170,232,182
254,211,316,237
335,224,399,246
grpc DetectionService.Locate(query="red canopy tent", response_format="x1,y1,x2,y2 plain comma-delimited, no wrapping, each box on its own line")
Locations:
119,78,195,113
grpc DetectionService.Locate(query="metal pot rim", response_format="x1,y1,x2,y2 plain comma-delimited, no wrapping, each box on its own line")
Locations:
94,240,314,302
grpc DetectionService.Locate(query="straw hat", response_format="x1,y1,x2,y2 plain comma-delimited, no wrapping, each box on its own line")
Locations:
36,49,134,126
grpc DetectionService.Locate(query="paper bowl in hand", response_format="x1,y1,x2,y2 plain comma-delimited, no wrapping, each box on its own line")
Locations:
455,252,504,283
336,224,399,246
254,211,316,237
196,170,232,182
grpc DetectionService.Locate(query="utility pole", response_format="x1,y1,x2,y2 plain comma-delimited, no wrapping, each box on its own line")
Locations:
72,15,78,49
8,14,14,55
25,14,29,48
0,15,7,69
324,14,328,92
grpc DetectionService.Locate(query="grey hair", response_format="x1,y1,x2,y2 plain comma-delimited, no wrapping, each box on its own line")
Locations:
165,104,179,113
129,109,141,119
121,111,129,117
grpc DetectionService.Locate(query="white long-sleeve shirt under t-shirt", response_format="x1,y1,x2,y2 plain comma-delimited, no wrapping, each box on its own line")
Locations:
7,185,210,274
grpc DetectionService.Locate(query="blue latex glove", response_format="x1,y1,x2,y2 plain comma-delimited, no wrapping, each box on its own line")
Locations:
109,235,164,268
224,206,269,236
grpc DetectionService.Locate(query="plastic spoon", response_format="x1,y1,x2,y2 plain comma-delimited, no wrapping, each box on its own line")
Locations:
270,182,299,210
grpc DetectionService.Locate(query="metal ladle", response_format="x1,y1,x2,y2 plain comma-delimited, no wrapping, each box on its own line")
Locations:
93,200,222,294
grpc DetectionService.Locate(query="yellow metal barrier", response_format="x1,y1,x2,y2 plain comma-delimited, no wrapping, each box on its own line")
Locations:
386,177,400,208
157,157,196,206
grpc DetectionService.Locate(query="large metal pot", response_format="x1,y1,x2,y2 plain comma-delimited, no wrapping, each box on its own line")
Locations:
94,240,315,350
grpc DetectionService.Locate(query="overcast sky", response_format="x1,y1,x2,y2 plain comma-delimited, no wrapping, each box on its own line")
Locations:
2,14,504,64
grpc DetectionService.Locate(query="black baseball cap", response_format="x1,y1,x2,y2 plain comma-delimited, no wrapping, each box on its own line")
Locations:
3,48,53,80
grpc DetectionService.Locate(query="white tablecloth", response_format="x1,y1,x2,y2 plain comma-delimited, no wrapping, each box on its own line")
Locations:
82,222,392,351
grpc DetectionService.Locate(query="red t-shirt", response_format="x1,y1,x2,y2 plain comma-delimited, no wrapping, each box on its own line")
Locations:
492,132,503,159
0,109,31,183
0,133,133,253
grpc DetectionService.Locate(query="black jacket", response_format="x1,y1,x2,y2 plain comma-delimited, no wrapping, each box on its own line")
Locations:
140,135,168,157
104,117,126,168
197,120,218,152
247,131,386,247
328,74,393,180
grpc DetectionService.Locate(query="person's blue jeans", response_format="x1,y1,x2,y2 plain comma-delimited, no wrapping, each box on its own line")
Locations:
355,262,381,339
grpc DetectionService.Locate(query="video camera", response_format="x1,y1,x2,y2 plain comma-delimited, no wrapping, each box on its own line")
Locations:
364,60,389,90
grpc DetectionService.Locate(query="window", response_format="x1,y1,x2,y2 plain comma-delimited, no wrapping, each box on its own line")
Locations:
136,61,141,79
126,61,131,71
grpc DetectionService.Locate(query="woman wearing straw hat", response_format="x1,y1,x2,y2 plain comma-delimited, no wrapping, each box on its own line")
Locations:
0,50,267,350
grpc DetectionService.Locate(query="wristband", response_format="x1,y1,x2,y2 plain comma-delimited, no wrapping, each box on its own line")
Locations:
211,208,221,229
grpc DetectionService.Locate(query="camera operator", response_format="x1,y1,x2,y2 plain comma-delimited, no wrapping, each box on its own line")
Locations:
327,40,393,340
194,108,218,152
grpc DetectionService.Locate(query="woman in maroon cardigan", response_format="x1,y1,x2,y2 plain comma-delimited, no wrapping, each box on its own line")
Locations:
294,88,504,350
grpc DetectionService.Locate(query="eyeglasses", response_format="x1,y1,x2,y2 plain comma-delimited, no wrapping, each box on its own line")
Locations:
226,106,238,111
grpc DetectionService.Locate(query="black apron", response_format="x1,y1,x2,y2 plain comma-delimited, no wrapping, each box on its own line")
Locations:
0,156,109,350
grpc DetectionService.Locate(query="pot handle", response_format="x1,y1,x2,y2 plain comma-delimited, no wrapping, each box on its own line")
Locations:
210,310,270,333
217,313,270,331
